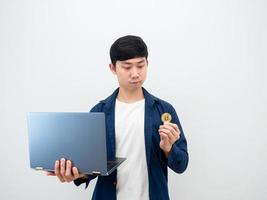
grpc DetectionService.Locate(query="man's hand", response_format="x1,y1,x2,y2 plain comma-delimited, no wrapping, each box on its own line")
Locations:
158,122,180,157
46,158,87,183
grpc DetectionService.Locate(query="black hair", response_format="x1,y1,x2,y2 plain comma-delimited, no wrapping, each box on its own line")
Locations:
110,35,148,65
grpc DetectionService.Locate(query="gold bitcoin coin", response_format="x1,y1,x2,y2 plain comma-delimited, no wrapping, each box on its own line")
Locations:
161,113,172,123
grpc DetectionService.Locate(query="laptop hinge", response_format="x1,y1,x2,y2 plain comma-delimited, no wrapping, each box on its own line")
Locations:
92,171,101,175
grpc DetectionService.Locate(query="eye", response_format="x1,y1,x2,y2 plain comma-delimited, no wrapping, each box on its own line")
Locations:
121,65,131,70
138,65,144,68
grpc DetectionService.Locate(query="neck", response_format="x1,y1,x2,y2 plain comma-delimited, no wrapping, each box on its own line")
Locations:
117,87,144,103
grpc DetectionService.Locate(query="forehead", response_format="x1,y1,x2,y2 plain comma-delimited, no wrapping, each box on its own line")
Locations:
118,57,146,65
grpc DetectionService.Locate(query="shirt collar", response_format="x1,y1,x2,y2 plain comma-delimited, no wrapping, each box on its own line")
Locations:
99,87,158,112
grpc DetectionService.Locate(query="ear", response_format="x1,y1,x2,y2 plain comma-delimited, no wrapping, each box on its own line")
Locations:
109,63,117,75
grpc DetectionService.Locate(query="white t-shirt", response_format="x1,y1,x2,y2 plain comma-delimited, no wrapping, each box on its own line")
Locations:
115,99,149,200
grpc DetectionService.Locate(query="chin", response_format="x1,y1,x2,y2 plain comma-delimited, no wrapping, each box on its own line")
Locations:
128,83,143,90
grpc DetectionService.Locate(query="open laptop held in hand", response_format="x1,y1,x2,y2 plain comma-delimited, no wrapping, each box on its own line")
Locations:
27,112,126,176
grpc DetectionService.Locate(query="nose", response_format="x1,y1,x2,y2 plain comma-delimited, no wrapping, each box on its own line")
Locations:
131,67,139,79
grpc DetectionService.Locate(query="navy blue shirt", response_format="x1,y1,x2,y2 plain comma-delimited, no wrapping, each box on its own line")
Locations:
74,87,189,200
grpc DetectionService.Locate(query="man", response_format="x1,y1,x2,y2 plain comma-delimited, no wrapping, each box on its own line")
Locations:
47,35,189,200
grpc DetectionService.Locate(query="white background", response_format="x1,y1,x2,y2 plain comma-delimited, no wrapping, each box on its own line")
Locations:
1,0,267,199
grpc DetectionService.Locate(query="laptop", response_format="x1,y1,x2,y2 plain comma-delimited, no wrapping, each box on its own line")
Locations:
27,112,126,176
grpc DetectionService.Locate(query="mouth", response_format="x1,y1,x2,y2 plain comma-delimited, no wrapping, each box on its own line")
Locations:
130,81,141,84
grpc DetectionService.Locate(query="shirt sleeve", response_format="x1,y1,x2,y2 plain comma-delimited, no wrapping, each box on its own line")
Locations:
73,175,97,189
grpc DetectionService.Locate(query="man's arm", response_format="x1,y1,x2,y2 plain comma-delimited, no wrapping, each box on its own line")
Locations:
158,105,189,173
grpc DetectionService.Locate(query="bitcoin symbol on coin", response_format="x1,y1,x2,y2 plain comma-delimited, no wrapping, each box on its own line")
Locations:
161,113,172,123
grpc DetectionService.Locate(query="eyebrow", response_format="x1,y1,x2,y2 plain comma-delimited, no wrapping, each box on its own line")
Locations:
121,59,146,65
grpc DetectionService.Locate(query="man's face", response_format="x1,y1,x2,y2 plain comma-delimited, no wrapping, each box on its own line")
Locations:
109,57,148,91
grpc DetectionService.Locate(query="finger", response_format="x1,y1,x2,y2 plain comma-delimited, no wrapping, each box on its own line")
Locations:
65,160,73,182
159,132,172,145
163,124,180,140
72,167,80,180
60,158,67,181
168,123,180,140
55,160,65,182
160,124,176,137
165,122,180,133
159,128,175,142
46,171,55,176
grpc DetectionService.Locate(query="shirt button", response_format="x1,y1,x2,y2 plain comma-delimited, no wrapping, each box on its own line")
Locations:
113,181,117,186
